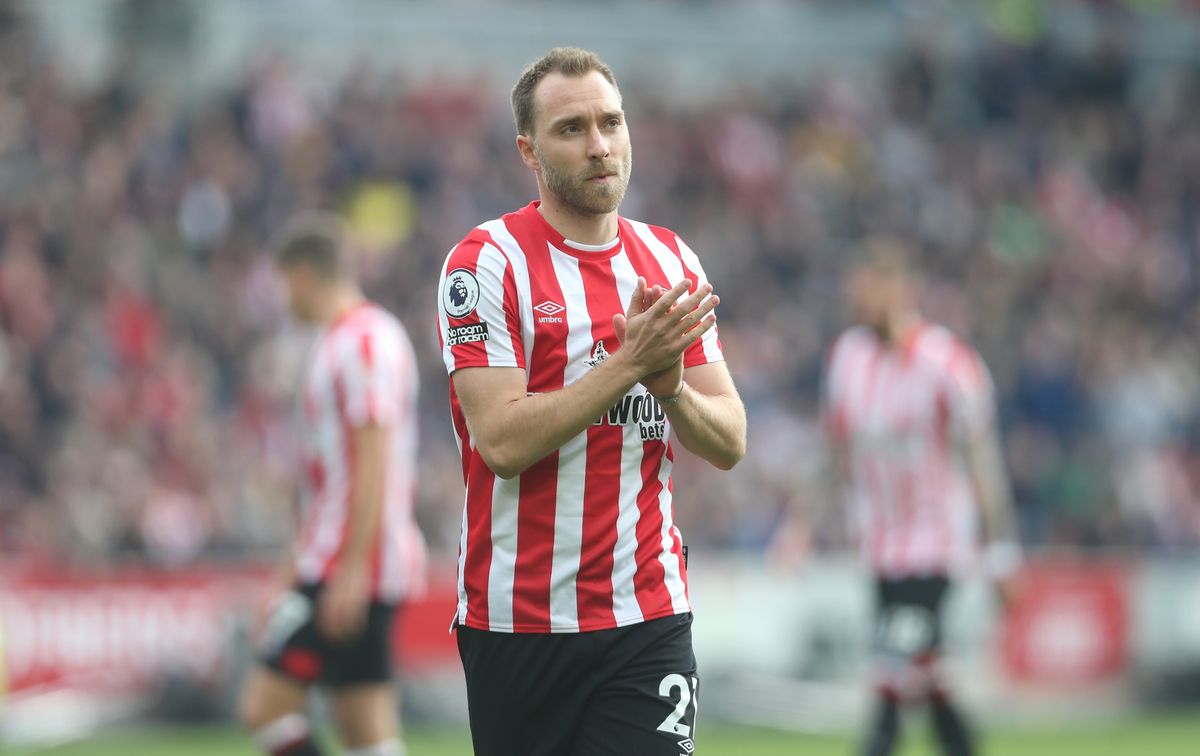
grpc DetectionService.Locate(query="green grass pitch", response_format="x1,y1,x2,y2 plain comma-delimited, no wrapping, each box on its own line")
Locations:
5,715,1197,756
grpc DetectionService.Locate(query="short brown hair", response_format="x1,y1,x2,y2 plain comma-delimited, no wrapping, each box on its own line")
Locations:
855,236,919,279
511,47,620,137
271,213,348,280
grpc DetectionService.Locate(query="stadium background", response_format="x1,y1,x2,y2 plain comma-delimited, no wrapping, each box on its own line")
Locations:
1,0,1199,753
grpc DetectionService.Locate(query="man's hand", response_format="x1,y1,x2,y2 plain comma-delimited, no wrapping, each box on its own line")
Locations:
318,560,371,642
612,279,717,396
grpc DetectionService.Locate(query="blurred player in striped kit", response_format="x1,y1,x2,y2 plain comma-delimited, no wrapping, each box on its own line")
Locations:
823,239,1021,756
238,215,426,756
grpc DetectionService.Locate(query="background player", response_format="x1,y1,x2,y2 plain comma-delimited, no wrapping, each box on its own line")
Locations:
238,216,426,756
823,238,1022,756
437,47,746,756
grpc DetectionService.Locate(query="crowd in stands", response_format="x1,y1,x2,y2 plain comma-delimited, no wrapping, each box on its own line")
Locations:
1,7,1198,567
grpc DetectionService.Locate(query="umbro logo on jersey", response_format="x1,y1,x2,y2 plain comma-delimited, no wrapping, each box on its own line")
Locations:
677,739,696,754
534,300,565,324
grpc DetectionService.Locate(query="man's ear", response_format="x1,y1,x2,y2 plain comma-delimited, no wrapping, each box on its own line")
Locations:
516,134,540,172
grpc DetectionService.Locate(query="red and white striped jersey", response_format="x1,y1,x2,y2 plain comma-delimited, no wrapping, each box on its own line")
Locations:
824,323,995,578
295,302,427,603
437,201,723,634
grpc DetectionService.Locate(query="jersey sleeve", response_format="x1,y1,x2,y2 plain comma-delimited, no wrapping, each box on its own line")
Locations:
675,235,724,368
945,342,996,440
437,236,525,375
337,324,412,429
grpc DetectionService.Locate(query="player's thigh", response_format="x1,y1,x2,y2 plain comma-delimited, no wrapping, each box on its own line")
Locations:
238,665,309,730
573,617,700,756
324,601,399,746
874,578,947,660
457,626,584,756
330,683,398,748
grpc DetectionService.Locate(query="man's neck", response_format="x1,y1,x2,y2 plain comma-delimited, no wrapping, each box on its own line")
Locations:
537,195,619,246
317,284,366,327
880,310,922,347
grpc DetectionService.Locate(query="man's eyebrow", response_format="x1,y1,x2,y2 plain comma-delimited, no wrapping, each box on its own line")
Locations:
547,109,625,130
547,114,583,130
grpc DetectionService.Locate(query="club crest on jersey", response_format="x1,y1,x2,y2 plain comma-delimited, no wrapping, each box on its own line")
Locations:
443,268,481,318
585,340,610,368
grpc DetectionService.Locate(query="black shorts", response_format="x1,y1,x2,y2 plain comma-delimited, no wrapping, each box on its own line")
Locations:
874,575,950,662
457,613,699,756
258,583,396,687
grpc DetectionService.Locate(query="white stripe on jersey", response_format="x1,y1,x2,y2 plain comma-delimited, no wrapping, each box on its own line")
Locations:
476,243,520,367
612,430,647,626
675,236,724,363
478,219,536,370
487,474,521,629
655,455,691,614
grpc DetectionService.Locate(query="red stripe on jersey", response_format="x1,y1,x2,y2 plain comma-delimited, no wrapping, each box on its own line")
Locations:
512,456,558,631
576,426,621,627
523,241,571,394
449,386,472,482
507,239,569,631
462,455,495,628
619,222,672,301
647,225,712,367
634,442,673,618
574,256,628,627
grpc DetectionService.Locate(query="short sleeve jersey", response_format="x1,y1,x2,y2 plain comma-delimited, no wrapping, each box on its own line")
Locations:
437,202,723,633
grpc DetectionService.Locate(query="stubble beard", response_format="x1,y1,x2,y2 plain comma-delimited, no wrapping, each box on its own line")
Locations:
535,142,632,216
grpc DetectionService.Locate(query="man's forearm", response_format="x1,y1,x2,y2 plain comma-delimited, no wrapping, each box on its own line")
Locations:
969,430,1018,544
462,354,643,479
340,425,389,567
662,383,746,470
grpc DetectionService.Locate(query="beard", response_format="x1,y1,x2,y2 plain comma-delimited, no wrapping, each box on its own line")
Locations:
534,142,632,216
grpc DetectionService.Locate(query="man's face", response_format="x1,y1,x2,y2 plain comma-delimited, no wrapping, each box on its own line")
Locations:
847,264,903,335
527,70,632,215
279,263,320,323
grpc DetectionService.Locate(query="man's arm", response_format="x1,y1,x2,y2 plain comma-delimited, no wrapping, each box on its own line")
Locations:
964,423,1025,609
660,362,745,470
965,425,1021,575
318,421,389,639
455,278,718,480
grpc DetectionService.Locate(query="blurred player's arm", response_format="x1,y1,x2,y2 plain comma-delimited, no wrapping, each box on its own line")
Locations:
319,421,389,639
659,362,746,470
456,279,716,480
964,422,1022,580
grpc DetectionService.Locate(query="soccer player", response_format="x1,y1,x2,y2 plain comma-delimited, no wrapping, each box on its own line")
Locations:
238,216,426,756
436,47,746,756
823,238,1021,756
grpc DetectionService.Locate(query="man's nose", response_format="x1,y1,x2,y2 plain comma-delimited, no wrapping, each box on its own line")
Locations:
586,125,610,160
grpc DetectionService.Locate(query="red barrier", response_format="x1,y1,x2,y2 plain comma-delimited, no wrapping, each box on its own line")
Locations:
999,559,1130,687
0,564,460,695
